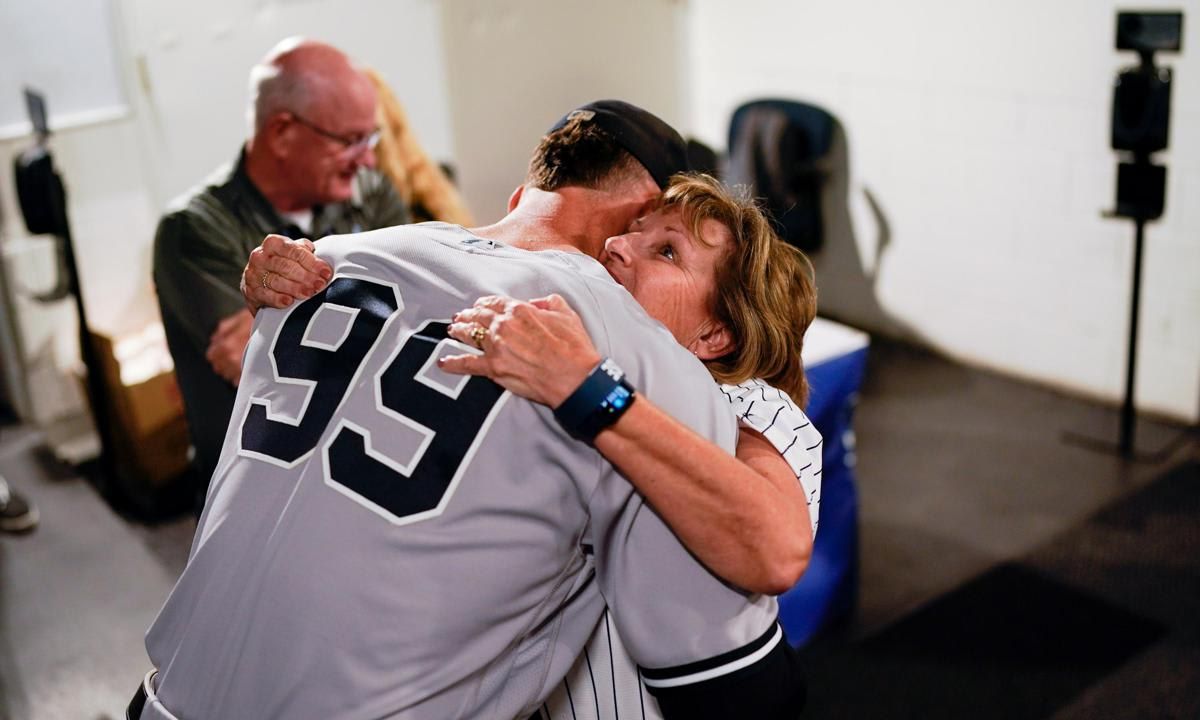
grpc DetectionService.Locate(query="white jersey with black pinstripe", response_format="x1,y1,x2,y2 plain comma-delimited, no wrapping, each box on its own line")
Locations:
722,378,823,539
538,379,822,720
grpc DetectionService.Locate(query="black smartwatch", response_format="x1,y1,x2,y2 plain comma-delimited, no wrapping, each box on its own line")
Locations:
554,358,637,443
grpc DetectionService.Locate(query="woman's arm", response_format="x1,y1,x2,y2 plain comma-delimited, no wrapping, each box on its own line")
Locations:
595,396,813,594
441,295,813,595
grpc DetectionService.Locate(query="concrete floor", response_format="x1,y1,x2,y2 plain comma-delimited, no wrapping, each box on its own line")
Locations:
806,341,1198,719
848,341,1195,637
0,337,1195,719
0,425,190,720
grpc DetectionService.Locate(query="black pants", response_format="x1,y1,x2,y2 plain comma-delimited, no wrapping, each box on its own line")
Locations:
126,676,149,720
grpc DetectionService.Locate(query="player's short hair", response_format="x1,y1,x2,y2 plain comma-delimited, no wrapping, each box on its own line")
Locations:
528,99,690,193
661,173,818,405
526,115,646,192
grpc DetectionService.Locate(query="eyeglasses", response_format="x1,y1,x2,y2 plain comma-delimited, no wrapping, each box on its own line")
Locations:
289,113,381,156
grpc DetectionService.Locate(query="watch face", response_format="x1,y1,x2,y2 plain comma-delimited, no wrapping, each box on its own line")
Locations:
602,385,633,413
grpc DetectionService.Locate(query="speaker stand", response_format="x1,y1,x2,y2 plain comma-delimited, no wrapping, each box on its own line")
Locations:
1062,217,1192,461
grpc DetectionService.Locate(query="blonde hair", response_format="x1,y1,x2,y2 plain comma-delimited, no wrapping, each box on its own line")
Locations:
365,68,474,225
660,174,818,405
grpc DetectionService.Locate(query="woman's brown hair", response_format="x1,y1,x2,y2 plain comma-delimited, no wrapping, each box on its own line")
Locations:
660,174,818,405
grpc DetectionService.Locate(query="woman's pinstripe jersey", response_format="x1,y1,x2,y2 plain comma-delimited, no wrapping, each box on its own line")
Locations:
539,380,822,720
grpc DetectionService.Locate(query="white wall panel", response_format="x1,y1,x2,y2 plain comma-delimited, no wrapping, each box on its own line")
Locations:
688,0,1199,421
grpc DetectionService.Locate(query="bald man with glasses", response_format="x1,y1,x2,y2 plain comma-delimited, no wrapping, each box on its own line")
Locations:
153,38,409,510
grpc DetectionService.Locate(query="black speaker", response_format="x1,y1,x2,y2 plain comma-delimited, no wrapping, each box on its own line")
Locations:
1099,11,1183,459
1116,12,1183,53
1115,162,1166,220
13,148,68,236
1112,66,1172,153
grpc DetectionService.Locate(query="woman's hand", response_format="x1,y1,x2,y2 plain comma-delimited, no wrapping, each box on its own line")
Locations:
240,234,332,314
440,294,601,409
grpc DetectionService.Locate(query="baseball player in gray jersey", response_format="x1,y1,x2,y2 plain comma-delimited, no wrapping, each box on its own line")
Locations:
133,102,805,720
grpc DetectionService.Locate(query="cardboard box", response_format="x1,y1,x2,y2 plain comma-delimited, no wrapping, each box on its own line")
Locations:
88,324,190,488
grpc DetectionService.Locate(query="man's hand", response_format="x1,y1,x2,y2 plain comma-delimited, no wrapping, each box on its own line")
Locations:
440,294,601,408
241,234,332,315
206,309,254,386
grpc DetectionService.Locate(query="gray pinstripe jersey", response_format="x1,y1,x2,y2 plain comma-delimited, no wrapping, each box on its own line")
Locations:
143,223,778,720
541,380,822,720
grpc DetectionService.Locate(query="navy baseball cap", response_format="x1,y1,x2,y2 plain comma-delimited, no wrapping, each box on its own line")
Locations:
548,99,690,189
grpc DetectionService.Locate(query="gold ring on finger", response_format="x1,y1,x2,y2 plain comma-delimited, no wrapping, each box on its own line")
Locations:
260,271,273,290
470,325,488,349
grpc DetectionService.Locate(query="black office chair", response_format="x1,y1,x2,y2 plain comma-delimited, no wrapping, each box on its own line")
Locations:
726,99,835,254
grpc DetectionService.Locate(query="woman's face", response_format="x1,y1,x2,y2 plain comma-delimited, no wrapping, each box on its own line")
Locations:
600,207,731,355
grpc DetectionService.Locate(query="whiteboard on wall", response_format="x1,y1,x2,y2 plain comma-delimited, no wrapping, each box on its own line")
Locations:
0,0,127,139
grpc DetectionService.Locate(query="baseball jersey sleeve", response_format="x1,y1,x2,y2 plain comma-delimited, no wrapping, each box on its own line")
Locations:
720,379,824,539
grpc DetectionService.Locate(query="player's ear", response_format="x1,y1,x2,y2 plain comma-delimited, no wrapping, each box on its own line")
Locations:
690,319,735,361
507,184,525,212
634,195,659,220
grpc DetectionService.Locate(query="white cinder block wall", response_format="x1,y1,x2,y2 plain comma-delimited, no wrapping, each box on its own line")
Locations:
686,0,1200,422
440,0,689,222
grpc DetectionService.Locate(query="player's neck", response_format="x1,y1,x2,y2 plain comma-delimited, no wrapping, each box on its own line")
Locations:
471,187,624,258
471,217,587,256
